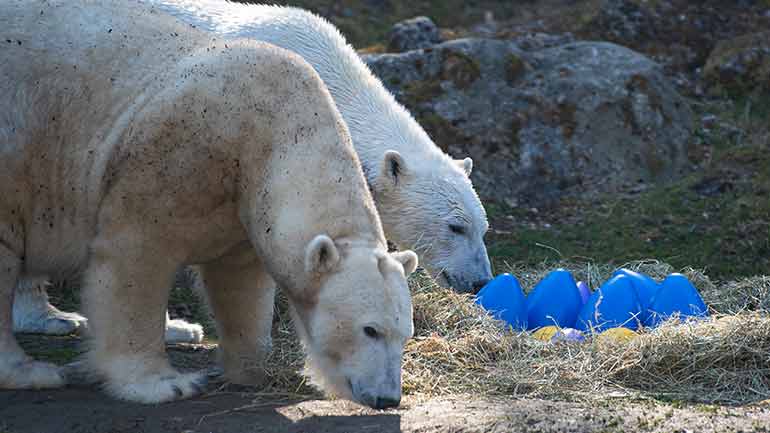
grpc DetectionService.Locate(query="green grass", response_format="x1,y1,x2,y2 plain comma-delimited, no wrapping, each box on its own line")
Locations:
488,178,770,280
487,95,770,281
26,346,81,364
168,285,217,337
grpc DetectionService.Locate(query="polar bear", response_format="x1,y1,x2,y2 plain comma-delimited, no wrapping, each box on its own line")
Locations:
0,0,417,408
150,1,493,292
13,0,494,341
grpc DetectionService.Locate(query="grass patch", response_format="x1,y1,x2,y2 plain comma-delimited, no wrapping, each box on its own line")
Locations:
28,346,81,364
488,176,770,280
168,283,216,338
487,94,770,281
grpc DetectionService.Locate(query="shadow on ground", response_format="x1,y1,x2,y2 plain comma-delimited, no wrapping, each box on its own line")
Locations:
0,388,402,433
4,334,770,433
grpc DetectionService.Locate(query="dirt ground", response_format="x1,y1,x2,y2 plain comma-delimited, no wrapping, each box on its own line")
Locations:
1,336,768,433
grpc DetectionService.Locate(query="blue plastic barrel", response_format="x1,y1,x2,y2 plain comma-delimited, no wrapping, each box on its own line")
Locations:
525,269,582,330
576,274,643,332
612,268,659,324
646,273,708,327
475,273,528,330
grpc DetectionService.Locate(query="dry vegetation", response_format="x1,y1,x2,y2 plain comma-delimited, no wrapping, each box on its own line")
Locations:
253,261,770,406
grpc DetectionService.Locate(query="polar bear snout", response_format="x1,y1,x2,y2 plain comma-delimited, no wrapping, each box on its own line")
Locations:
359,392,401,410
350,370,402,410
295,246,415,409
375,396,401,410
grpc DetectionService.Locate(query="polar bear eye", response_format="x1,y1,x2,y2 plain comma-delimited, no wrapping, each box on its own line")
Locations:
449,224,466,235
364,326,379,339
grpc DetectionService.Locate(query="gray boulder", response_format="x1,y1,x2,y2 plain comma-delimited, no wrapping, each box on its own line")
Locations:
364,39,695,203
387,16,443,52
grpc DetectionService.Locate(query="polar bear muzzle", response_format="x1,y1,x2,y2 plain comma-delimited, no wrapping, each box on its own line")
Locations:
291,243,416,409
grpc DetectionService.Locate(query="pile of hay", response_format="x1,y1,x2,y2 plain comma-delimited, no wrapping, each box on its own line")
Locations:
261,260,770,404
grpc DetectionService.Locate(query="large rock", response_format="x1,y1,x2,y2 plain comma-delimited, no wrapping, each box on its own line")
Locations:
386,16,443,52
364,39,695,203
578,0,770,74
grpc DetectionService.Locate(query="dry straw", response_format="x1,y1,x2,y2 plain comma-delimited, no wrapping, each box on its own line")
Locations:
260,260,770,405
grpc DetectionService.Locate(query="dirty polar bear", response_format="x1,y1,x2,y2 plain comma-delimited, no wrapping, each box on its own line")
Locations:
0,0,418,408
12,0,494,342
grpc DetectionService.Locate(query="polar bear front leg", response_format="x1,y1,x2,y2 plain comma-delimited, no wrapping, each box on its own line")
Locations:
201,252,275,386
12,278,88,335
81,241,206,404
0,245,65,389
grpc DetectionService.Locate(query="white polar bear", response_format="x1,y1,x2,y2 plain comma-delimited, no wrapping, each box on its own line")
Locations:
13,0,494,341
150,1,493,292
0,0,417,408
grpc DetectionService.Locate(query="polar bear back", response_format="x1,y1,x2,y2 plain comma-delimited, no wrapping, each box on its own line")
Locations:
1,0,383,285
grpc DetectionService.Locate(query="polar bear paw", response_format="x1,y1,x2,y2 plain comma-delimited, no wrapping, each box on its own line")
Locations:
105,370,208,404
13,281,88,335
14,309,89,335
0,357,66,389
165,318,204,344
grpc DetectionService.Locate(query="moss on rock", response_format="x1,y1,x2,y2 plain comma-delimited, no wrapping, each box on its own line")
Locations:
440,50,481,89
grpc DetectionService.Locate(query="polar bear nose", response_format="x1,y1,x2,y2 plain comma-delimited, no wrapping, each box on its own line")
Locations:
471,278,492,295
374,395,401,409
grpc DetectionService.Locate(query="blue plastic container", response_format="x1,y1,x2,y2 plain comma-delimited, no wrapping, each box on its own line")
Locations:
576,274,643,332
612,268,659,324
475,274,528,330
525,269,582,330
576,281,592,305
646,273,709,327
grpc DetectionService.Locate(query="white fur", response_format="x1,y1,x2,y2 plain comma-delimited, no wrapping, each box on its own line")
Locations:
148,0,493,292
164,312,204,344
12,0,492,347
99,355,207,404
13,279,202,344
1,0,416,407
13,279,88,335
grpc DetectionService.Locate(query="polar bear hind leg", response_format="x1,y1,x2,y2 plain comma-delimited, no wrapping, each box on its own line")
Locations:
13,278,204,344
12,278,88,335
0,244,65,389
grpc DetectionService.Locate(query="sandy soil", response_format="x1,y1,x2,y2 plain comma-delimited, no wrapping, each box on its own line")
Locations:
2,335,768,433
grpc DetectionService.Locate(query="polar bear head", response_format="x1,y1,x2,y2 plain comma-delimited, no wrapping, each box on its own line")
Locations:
289,235,417,409
371,151,493,294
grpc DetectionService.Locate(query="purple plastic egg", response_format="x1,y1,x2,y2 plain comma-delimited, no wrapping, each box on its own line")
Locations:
552,327,586,343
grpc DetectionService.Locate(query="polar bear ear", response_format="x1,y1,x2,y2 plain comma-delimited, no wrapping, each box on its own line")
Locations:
380,150,407,186
455,157,473,177
390,250,419,275
305,234,341,274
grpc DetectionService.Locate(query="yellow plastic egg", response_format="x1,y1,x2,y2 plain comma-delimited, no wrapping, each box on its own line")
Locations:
532,326,560,342
597,327,638,344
